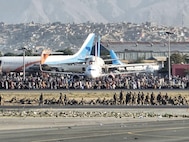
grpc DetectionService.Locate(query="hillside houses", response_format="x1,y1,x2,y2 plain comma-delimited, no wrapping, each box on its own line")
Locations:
0,21,189,58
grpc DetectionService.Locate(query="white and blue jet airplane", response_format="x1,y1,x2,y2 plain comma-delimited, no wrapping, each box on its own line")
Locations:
40,35,106,79
41,33,95,65
40,33,96,72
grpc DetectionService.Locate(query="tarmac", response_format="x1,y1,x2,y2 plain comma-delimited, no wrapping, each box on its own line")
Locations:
0,109,189,142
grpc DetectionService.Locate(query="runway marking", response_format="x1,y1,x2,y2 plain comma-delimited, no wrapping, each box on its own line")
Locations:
31,126,189,142
31,131,129,142
127,126,189,139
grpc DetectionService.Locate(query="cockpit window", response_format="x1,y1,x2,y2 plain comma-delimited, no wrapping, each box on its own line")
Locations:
89,61,95,65
88,68,95,71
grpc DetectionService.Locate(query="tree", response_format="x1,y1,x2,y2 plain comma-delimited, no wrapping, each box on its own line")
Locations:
171,53,186,64
4,52,17,56
183,54,189,63
18,49,33,56
63,48,74,55
25,49,33,56
56,48,74,55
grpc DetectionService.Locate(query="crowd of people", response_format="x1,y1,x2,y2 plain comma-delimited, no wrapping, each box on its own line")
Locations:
0,90,188,106
0,72,188,90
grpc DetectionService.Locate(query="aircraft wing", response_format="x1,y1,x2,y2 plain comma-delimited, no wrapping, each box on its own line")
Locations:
103,63,157,72
40,67,86,76
100,70,146,77
104,63,155,68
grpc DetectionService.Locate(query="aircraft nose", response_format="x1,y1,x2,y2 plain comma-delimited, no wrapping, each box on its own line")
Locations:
85,69,95,78
90,73,97,78
86,71,95,78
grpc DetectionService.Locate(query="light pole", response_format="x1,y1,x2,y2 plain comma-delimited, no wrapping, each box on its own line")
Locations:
21,47,27,80
165,31,174,82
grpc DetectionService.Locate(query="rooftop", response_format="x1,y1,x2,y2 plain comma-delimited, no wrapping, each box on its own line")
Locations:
102,41,189,53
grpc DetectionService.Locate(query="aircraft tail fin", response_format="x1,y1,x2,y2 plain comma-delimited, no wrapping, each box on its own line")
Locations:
110,50,123,65
74,33,95,58
41,49,51,64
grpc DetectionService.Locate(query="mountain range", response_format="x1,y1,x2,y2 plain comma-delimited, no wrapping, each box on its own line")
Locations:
0,0,189,27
